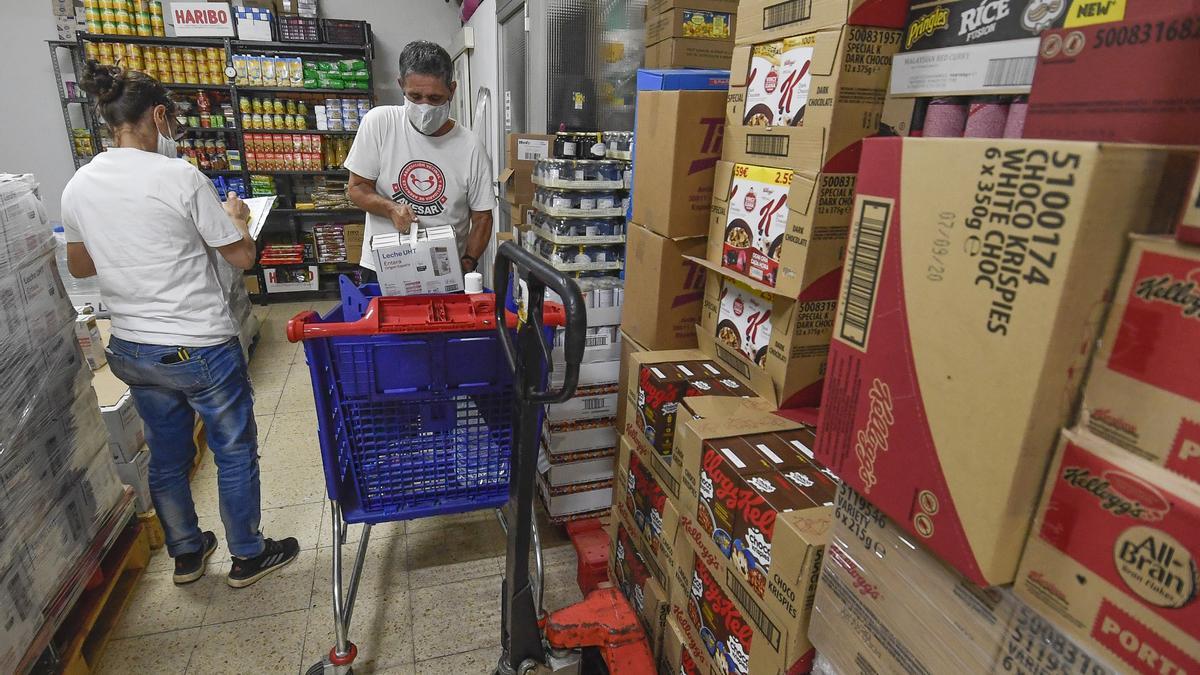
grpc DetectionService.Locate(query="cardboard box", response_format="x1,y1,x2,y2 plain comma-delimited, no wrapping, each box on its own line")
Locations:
1080,236,1200,482
538,446,615,487
1025,1,1200,145
543,418,618,457
1015,430,1200,675
372,226,463,296
74,313,106,370
1180,164,1200,246
617,435,683,579
546,384,620,423
724,26,901,174
243,274,262,295
536,474,612,520
810,484,1120,675
114,448,152,513
343,223,364,264
616,330,646,430
631,91,727,238
263,265,319,293
500,133,554,206
698,268,834,409
232,6,273,41
610,503,672,657
628,350,751,461
621,226,708,350
815,136,1194,586
646,37,735,69
659,614,707,675
647,0,737,16
708,161,851,299
733,0,907,45
92,364,146,464
509,202,533,227
647,7,736,46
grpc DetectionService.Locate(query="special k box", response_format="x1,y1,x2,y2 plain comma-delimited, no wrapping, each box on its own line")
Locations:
724,26,901,175
733,0,908,45
1081,236,1200,483
708,161,852,299
1014,429,1200,675
698,268,835,408
632,90,727,238
816,136,1190,586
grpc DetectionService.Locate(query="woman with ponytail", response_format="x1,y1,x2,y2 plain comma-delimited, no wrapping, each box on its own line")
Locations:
62,61,298,588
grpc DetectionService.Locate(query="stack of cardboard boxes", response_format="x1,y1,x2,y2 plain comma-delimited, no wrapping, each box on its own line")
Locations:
804,3,1200,673
0,175,126,670
644,0,738,70
500,132,554,230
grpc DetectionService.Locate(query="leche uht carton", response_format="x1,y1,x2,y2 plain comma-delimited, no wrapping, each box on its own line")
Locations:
1081,236,1200,483
815,136,1191,586
1015,429,1200,675
371,225,463,296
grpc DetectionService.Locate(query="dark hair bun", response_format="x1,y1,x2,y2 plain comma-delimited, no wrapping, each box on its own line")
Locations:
80,60,126,104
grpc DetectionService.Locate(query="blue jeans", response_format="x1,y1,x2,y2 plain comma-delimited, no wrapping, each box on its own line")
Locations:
106,336,265,559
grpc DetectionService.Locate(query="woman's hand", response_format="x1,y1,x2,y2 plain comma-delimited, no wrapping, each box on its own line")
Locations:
223,192,251,226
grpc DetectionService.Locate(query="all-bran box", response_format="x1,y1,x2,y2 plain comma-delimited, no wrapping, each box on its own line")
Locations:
1015,429,1200,675
1081,235,1200,483
709,161,852,300
725,26,901,174
810,484,1120,675
699,268,836,408
816,136,1194,586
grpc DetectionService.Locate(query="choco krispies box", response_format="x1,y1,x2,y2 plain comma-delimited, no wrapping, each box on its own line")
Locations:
1014,429,1200,675
636,357,748,458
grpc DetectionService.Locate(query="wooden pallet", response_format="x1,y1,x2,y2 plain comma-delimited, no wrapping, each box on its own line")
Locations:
56,523,151,675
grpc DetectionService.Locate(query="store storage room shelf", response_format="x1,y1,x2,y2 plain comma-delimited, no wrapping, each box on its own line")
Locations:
249,128,358,135
250,169,349,176
237,86,372,96
77,34,369,54
200,169,243,176
79,33,226,47
271,208,363,215
180,127,239,134
163,83,229,91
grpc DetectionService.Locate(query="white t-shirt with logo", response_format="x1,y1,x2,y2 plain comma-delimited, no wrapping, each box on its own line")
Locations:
344,105,496,270
61,148,244,347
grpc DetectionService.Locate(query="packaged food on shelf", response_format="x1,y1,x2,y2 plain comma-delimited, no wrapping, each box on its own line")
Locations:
532,159,629,189
535,239,624,272
554,131,605,159
603,131,633,160
533,186,628,217
532,211,625,245
814,137,1197,586
371,226,463,296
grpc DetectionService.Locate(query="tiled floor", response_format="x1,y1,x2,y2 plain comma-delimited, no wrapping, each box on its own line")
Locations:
98,301,583,675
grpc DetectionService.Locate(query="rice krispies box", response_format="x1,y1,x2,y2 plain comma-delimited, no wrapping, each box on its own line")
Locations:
1080,235,1200,483
815,136,1195,586
1015,429,1200,675
618,434,683,578
609,506,672,657
709,160,853,300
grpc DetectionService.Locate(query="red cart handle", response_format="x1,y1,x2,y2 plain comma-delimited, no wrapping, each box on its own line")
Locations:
287,292,566,342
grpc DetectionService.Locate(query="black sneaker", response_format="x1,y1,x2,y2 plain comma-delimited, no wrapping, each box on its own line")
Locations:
174,531,218,585
227,537,300,588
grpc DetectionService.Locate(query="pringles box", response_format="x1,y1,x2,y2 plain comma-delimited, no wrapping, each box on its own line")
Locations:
698,270,835,408
724,26,901,174
1080,236,1200,483
708,161,851,299
816,136,1192,586
1015,429,1200,675
810,484,1120,675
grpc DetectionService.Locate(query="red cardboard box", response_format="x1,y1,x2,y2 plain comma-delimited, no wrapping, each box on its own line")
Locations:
632,353,749,460
1015,429,1200,675
1180,163,1200,246
1025,1,1200,145
816,136,1192,586
1081,236,1200,483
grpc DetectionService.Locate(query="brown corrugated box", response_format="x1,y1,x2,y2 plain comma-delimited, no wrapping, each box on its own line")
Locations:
646,37,734,70
499,133,554,205
646,7,736,46
621,225,708,351
733,0,907,45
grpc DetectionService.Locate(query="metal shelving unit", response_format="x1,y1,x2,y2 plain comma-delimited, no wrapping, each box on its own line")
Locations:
48,39,103,169
61,30,376,299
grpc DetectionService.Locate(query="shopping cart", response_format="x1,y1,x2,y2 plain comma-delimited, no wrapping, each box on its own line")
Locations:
288,276,565,675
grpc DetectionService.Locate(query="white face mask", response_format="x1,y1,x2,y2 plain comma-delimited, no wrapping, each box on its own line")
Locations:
408,101,450,135
155,119,178,158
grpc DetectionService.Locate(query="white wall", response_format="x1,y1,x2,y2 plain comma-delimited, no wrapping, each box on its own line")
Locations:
464,0,500,185
0,1,464,221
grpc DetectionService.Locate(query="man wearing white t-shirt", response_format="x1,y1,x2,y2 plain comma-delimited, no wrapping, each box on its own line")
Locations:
346,41,496,275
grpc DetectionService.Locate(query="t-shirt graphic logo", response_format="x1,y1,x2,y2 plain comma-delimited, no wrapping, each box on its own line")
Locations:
392,160,447,216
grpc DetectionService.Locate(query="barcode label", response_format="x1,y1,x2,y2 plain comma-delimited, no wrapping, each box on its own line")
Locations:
725,568,781,649
583,397,608,411
585,335,609,348
763,0,810,29
745,134,789,158
983,57,1035,87
839,198,891,350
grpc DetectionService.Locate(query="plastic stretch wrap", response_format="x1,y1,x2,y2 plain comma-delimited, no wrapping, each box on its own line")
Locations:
0,174,125,671
809,484,1117,675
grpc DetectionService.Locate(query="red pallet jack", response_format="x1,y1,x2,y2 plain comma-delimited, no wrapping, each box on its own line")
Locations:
492,243,655,675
